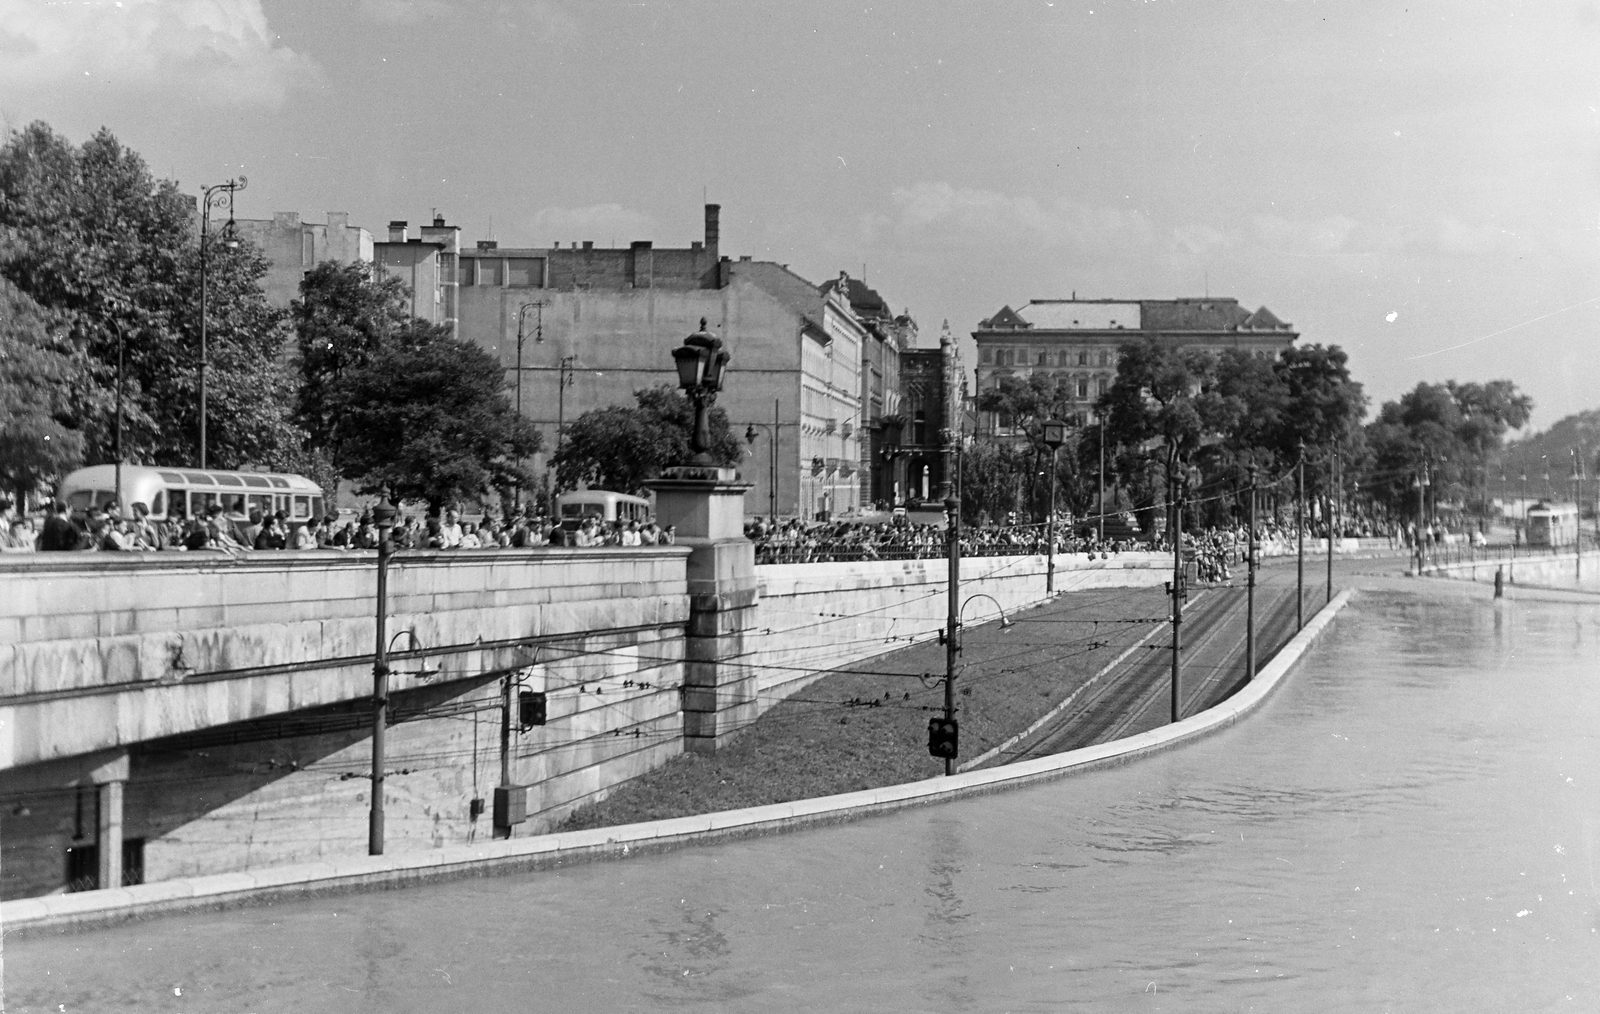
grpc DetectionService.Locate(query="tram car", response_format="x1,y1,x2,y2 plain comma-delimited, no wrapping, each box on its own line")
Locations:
1524,501,1578,548
57,464,326,531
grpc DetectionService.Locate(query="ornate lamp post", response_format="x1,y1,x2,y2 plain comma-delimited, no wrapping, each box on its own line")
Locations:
1041,418,1067,595
671,318,730,472
744,397,781,521
198,176,246,469
510,301,546,508
368,496,397,856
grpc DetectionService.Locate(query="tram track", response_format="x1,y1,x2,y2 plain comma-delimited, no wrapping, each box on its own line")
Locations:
985,565,1318,765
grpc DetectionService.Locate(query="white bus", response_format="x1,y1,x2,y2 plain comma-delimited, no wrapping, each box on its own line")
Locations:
57,464,326,526
554,490,652,526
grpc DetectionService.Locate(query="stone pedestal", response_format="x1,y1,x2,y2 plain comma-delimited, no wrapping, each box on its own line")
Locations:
646,467,759,753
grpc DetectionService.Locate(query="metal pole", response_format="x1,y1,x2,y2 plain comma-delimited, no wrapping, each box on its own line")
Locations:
944,491,960,776
1418,465,1428,574
199,200,209,469
1297,444,1305,630
114,321,124,517
499,673,512,787
556,356,575,455
772,398,779,520
1246,462,1256,682
1046,446,1057,595
1326,450,1335,605
1098,412,1106,543
1170,456,1183,724
368,519,392,856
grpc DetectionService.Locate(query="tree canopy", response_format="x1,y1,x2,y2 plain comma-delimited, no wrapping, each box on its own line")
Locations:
554,385,742,494
0,121,302,478
0,282,85,503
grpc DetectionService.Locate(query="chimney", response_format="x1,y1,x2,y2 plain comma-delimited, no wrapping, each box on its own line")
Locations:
704,203,720,261
582,240,593,251
476,240,497,251
388,220,408,242
433,214,445,227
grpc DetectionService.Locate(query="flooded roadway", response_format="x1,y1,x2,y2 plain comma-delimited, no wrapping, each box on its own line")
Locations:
10,575,1600,1012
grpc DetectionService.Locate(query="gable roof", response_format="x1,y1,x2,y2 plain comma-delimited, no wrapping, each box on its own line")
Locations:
979,305,1030,329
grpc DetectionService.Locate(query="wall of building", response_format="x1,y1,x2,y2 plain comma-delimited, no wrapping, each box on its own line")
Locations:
457,276,811,518
232,211,373,307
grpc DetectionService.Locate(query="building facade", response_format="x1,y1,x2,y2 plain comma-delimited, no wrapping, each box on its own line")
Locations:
971,296,1299,436
230,212,373,307
452,205,875,519
819,274,916,509
373,217,462,337
896,322,964,504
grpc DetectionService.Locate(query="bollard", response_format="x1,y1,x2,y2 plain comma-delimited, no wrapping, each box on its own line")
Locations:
1494,566,1503,599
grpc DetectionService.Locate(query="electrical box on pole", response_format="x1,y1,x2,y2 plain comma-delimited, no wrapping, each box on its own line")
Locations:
518,690,547,730
927,716,959,760
493,785,531,831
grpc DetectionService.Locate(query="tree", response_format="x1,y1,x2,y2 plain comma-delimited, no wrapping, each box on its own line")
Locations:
292,261,414,456
0,282,85,503
975,372,1079,520
332,319,542,514
0,121,302,470
554,385,741,494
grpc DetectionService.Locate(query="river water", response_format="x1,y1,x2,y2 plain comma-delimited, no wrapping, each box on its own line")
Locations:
11,581,1600,1012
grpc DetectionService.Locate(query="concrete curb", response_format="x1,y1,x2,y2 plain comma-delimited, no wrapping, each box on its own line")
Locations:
2,591,1353,935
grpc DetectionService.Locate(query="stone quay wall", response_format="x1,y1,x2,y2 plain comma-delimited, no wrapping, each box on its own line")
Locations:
0,547,1169,899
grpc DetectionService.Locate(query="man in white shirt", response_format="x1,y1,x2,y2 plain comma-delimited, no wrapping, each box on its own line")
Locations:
439,509,464,549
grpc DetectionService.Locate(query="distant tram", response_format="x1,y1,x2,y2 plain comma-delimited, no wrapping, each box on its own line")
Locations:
1525,501,1579,548
57,464,326,525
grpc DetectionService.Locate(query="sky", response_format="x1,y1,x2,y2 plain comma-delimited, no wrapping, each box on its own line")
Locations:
2,0,1597,430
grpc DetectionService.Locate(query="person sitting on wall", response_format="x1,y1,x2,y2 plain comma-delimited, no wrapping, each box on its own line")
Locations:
205,504,248,552
294,515,322,550
254,515,287,551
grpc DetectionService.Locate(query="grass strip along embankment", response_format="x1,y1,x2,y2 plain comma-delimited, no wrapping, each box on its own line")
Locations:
559,584,1173,830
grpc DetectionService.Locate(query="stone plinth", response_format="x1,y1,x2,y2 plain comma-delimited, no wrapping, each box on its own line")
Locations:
646,469,759,753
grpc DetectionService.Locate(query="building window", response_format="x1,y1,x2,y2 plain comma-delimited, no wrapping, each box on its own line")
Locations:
1097,375,1109,396
479,259,503,287
507,258,542,287
1037,351,1048,366
980,348,994,364
1077,376,1090,399
1078,350,1089,366
459,257,475,286
913,410,927,445
1058,351,1071,367
437,253,455,285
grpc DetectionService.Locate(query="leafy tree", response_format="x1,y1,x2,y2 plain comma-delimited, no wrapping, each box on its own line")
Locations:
0,282,85,502
331,319,541,514
554,385,741,494
292,261,414,456
0,121,301,470
975,372,1081,520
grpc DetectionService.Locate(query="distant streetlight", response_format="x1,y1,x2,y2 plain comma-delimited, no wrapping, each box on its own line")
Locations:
744,398,782,521
197,176,246,469
1041,418,1067,595
511,301,546,508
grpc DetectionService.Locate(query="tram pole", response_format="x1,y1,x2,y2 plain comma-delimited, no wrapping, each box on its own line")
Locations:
1326,449,1336,606
1170,455,1184,724
1296,441,1305,630
368,498,396,856
1246,462,1257,683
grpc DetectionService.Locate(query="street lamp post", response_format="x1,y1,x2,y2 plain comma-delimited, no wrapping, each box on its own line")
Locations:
670,318,730,468
113,318,125,519
197,176,246,469
368,496,397,856
1167,449,1193,724
1327,449,1337,605
744,398,782,521
1097,408,1106,544
510,301,546,507
1041,419,1067,595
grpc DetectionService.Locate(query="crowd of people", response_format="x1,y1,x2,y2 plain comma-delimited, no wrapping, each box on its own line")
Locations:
0,499,677,554
746,516,1148,565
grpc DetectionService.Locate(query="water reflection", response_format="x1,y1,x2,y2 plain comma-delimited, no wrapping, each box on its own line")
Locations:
10,585,1600,1012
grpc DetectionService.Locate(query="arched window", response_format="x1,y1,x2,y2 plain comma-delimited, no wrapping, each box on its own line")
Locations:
913,410,927,446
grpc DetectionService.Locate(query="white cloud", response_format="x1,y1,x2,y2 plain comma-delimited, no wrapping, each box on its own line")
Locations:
357,0,455,25
529,203,658,246
0,0,319,108
885,181,1153,250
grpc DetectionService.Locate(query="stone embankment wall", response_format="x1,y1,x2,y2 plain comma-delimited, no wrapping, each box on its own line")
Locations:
0,548,1169,899
1421,550,1595,588
751,552,1170,703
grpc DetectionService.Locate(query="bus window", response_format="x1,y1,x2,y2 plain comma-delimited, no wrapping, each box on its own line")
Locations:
274,495,288,515
312,497,325,518
247,494,272,515
67,490,94,512
292,495,310,519
166,489,189,518
150,490,166,517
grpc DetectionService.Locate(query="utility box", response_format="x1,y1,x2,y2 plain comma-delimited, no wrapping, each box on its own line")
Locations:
493,785,531,830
